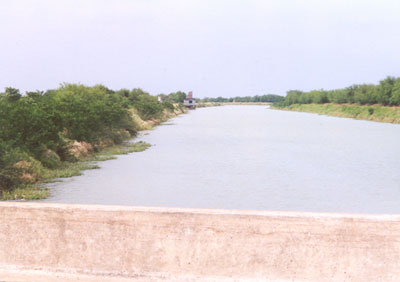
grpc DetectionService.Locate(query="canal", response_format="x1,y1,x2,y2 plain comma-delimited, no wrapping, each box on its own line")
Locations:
42,106,400,213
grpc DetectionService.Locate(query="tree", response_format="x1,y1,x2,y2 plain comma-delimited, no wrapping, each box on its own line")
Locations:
353,84,377,105
26,90,44,100
129,88,147,104
285,90,303,105
389,79,400,106
167,91,186,103
5,87,21,102
377,76,396,105
133,94,163,120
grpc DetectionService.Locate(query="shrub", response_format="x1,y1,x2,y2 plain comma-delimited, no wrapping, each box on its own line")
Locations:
133,94,164,120
368,108,374,115
49,83,135,143
0,145,43,191
39,149,61,169
162,101,175,112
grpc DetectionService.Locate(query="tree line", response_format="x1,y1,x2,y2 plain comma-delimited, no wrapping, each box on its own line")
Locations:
0,84,186,192
277,76,400,106
201,94,285,103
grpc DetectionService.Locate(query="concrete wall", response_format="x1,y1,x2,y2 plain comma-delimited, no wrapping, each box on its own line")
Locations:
0,202,400,281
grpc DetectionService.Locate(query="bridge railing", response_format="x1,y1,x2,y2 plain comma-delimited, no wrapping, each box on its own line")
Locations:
0,202,399,281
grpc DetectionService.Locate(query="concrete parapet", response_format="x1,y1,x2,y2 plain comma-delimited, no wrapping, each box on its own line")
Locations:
0,202,399,281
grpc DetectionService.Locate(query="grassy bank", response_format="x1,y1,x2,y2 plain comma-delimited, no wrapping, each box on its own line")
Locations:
0,142,151,200
272,103,400,123
196,102,223,108
130,104,187,130
0,84,188,200
0,104,185,201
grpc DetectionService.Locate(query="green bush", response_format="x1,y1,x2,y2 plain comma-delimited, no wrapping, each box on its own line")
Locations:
133,94,164,120
0,144,43,191
0,93,64,158
162,101,175,112
39,149,61,169
368,108,374,115
49,83,135,143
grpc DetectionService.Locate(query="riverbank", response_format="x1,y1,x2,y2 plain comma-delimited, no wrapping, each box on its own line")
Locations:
272,103,400,124
1,106,186,201
1,107,186,201
130,104,187,130
0,84,188,201
0,141,153,200
196,102,223,108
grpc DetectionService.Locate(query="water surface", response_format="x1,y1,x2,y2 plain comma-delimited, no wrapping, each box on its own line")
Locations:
43,106,400,213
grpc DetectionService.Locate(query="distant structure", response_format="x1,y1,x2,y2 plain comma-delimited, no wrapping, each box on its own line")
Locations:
184,91,196,109
157,96,163,103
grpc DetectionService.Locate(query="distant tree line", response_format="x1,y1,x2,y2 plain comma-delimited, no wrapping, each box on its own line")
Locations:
201,94,285,103
277,76,400,106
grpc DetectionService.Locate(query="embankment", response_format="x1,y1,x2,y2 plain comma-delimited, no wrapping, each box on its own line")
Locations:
0,106,186,201
130,106,187,130
0,82,188,200
272,103,400,123
1,202,400,281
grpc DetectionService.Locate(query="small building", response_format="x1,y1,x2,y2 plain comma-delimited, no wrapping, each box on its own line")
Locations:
184,91,196,109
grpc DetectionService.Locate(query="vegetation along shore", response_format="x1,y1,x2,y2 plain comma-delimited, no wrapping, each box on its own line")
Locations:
272,76,400,123
0,84,187,200
200,94,285,103
196,94,284,108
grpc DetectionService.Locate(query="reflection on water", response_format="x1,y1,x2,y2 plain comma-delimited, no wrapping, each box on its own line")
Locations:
43,106,400,213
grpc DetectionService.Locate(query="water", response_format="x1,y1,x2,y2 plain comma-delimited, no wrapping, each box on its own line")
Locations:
43,106,400,213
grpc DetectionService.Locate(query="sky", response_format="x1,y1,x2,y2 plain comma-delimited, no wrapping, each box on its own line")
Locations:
0,0,400,98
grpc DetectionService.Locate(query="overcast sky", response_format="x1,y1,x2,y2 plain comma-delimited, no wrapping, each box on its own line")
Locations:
0,0,399,97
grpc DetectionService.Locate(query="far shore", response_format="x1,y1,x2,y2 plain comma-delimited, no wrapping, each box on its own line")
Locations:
222,102,272,105
197,102,271,108
272,103,400,124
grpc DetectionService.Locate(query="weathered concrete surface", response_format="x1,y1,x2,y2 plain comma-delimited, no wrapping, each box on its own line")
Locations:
0,202,400,281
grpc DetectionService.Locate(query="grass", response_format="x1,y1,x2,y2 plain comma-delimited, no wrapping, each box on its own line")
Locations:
197,102,223,108
0,141,151,201
272,103,400,124
41,162,101,181
43,141,150,181
0,162,100,200
92,141,151,157
0,184,50,200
